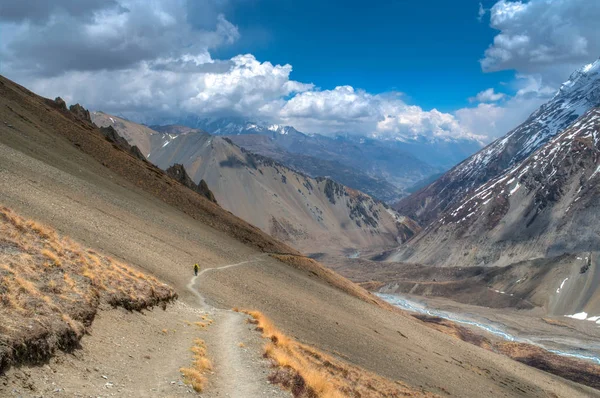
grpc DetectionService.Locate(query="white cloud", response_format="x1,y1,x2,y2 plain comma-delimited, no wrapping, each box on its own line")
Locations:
5,0,596,145
0,0,239,77
477,2,487,22
481,0,600,85
457,74,554,139
279,87,481,141
469,88,505,103
28,54,313,121
464,0,600,141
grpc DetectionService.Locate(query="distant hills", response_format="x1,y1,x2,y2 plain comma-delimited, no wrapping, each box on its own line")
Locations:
142,116,483,202
92,112,420,255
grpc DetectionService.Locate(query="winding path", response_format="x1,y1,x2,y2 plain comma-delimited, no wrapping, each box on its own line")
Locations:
186,255,287,398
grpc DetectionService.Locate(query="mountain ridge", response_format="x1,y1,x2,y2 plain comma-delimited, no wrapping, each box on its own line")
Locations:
92,113,419,255
395,58,600,226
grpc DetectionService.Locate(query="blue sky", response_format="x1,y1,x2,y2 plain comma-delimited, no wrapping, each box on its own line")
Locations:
1,0,598,141
217,0,513,112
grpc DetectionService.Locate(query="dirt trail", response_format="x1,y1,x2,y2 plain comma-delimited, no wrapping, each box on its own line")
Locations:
188,256,289,398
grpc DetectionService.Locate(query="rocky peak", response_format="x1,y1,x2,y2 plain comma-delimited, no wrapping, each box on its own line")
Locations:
54,97,67,111
166,164,217,204
69,103,92,124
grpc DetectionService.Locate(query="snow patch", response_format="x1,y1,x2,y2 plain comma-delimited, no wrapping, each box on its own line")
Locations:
556,277,568,294
565,312,588,320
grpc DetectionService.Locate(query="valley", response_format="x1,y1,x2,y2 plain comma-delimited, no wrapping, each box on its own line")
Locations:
92,113,420,256
85,57,600,394
1,24,599,398
5,74,596,397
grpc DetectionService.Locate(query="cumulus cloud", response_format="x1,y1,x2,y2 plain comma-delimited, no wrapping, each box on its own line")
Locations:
28,54,313,121
457,74,554,139
5,0,595,144
469,88,505,103
481,0,600,84
0,0,239,77
279,87,481,141
461,0,600,141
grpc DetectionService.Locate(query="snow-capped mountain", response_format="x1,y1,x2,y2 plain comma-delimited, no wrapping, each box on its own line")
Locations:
155,116,304,138
389,105,600,320
396,58,600,225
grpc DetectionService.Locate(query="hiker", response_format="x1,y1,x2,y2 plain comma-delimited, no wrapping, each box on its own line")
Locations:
194,263,199,276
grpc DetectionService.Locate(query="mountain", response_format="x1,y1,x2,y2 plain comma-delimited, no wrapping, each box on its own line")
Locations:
92,115,419,255
386,60,600,318
147,116,482,202
227,133,407,202
396,59,600,225
389,106,600,315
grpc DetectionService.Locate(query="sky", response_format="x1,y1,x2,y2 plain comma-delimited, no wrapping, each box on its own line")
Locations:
0,0,599,143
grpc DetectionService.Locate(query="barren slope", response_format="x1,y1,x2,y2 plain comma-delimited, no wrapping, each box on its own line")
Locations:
0,75,598,397
99,116,419,255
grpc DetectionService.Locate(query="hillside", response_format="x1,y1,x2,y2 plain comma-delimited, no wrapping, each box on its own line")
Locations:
396,59,600,226
226,133,405,202
3,74,599,397
388,107,600,315
93,115,419,256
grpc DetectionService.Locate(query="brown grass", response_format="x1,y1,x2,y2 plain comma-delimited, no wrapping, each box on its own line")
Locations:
0,205,177,373
244,310,439,398
180,338,212,392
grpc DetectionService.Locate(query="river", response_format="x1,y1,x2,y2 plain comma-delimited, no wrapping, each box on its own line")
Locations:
377,293,600,365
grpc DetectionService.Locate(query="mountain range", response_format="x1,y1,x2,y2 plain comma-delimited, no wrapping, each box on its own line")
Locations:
92,112,419,255
142,116,483,202
3,61,600,397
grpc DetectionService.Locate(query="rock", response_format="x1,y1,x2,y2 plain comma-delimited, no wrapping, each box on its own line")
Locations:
69,104,92,124
166,164,218,204
54,97,67,111
99,126,146,161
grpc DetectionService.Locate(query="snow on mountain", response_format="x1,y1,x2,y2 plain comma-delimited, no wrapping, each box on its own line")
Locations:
390,105,600,288
396,58,600,225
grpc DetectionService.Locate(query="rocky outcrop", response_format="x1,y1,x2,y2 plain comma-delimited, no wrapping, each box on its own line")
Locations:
69,104,92,124
99,126,146,161
166,164,217,204
54,97,67,111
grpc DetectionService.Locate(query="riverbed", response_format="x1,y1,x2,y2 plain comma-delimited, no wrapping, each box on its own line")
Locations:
378,292,600,365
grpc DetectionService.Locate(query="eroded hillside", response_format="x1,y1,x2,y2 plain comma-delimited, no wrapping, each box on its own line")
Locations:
93,114,420,255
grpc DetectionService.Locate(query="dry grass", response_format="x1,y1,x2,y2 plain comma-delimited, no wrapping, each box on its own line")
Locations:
244,310,439,398
0,205,177,372
180,338,212,392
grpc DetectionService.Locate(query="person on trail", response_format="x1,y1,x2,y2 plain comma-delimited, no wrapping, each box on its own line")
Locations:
194,263,199,276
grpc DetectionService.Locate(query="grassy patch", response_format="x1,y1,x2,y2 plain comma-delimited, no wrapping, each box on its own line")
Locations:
244,310,439,398
0,205,177,373
180,338,212,392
